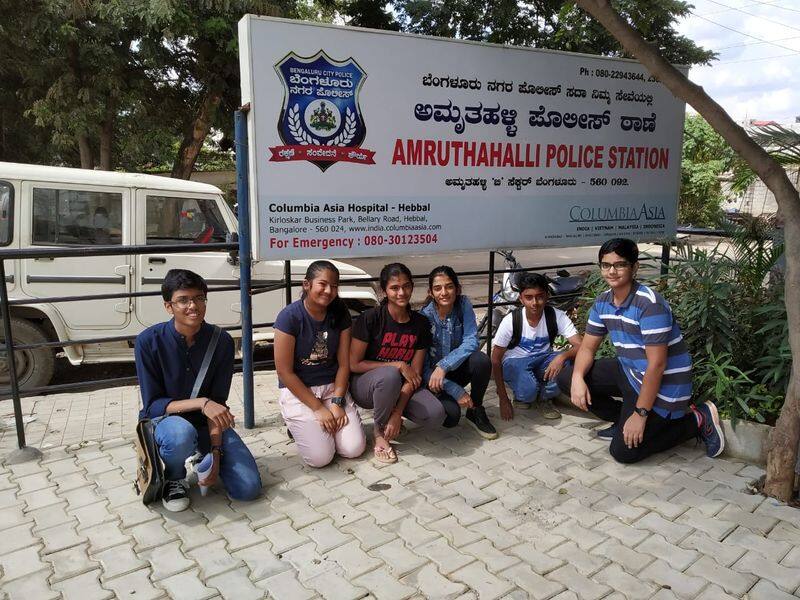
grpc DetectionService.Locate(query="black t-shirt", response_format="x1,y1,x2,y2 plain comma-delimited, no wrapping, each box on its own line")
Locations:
352,304,432,363
274,300,352,388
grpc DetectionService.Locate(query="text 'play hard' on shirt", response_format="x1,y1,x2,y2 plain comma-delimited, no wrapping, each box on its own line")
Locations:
352,304,431,364
586,282,692,416
494,306,577,361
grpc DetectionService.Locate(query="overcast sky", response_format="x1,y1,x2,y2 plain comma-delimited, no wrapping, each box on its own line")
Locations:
675,0,800,124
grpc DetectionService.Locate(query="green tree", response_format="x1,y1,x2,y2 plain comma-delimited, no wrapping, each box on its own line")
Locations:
396,0,714,65
679,114,736,227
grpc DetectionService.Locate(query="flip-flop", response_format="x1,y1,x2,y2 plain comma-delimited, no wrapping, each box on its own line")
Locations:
373,444,398,464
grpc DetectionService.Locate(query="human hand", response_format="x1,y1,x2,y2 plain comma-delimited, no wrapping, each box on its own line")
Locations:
383,411,403,441
398,362,421,389
544,354,566,381
329,403,349,432
499,398,514,421
428,366,446,393
457,393,474,409
623,413,646,449
570,378,591,412
202,400,235,430
314,407,338,435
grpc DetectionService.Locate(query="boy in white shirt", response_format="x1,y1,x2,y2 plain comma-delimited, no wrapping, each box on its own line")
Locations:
491,273,582,420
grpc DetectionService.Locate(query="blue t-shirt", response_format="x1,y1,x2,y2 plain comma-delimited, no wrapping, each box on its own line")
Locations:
274,299,352,388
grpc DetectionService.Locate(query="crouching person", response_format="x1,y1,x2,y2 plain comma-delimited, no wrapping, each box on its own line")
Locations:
557,238,724,463
135,269,261,511
274,261,366,468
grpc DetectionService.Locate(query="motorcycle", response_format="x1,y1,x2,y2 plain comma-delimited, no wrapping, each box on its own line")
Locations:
476,249,587,344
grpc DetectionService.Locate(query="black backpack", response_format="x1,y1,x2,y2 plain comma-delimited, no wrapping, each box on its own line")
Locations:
507,305,558,350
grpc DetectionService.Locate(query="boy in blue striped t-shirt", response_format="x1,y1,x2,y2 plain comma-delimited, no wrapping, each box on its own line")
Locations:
556,238,724,464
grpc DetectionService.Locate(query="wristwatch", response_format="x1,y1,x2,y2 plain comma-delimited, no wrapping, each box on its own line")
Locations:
634,406,650,417
331,396,346,408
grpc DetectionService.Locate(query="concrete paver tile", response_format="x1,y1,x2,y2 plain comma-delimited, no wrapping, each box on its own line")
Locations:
326,539,383,578
401,563,467,599
638,559,708,599
281,542,339,581
416,537,474,575
140,540,195,581
733,550,800,593
129,519,178,551
167,516,223,551
207,566,265,600
19,486,62,510
382,515,437,549
115,501,163,529
317,498,369,527
342,516,398,551
675,507,737,541
28,502,71,532
232,541,292,581
59,485,104,510
38,521,87,554
466,519,520,551
461,539,520,574
300,518,354,554
186,538,243,579
100,567,165,600
588,541,652,575
159,568,218,600
592,564,657,600
548,541,607,577
499,563,564,600
0,544,47,581
256,569,317,600
51,568,113,600
724,525,793,561
450,561,514,600
259,518,311,554
0,505,31,532
360,496,409,526
769,521,800,545
353,567,416,600
12,471,54,494
506,542,563,575
369,539,429,577
678,531,745,567
1,567,60,600
398,494,451,525
545,564,611,600
669,489,726,517
747,579,799,600
83,520,132,553
45,542,100,582
715,504,777,536
307,569,369,600
211,518,267,552
92,542,149,581
685,554,758,597
636,533,700,571
634,512,692,545
551,520,606,551
428,515,484,547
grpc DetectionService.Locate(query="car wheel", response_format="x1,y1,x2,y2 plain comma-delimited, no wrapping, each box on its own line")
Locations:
0,318,56,391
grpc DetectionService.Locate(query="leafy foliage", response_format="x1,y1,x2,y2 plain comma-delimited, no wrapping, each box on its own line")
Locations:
679,114,736,227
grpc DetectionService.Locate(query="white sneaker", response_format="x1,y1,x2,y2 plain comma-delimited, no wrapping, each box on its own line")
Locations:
162,479,190,512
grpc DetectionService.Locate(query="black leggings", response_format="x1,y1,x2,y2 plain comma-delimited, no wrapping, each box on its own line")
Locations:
438,351,492,427
556,358,698,464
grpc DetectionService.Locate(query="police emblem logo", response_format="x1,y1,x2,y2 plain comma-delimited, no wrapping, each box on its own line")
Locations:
271,50,375,171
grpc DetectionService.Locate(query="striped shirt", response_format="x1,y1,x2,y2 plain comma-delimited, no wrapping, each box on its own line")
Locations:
586,282,692,417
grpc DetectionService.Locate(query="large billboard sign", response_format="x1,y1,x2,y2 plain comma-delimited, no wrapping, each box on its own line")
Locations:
239,16,686,260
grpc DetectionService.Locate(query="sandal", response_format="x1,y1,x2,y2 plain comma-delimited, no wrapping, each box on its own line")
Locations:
373,444,398,464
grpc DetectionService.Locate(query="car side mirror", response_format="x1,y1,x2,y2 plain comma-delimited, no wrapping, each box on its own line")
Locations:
226,232,239,266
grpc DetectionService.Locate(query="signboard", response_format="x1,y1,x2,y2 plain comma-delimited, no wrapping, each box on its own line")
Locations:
239,16,686,260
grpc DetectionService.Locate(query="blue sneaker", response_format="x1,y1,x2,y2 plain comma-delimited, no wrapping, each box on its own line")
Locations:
596,424,617,441
693,401,725,458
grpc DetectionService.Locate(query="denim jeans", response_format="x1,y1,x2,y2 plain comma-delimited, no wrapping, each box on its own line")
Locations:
154,415,262,501
502,351,560,403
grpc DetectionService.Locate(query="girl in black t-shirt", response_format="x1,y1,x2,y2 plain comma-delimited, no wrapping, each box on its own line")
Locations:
274,261,366,468
350,263,445,463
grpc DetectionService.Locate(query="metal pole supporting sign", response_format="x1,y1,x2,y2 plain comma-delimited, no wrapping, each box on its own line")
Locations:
0,259,42,463
236,106,256,429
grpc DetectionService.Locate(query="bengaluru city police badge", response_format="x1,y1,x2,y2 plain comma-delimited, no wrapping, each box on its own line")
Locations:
271,50,375,171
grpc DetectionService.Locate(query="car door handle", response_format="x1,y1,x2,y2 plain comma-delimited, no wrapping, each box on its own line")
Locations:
148,257,166,264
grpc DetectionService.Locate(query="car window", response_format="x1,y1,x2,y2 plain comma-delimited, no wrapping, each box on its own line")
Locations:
146,195,230,245
0,181,13,246
32,187,122,246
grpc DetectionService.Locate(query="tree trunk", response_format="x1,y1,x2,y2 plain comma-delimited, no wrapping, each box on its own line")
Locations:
171,85,222,179
99,101,114,171
78,133,94,169
575,0,800,502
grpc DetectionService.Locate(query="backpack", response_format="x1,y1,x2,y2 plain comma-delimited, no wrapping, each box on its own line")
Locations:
507,305,558,350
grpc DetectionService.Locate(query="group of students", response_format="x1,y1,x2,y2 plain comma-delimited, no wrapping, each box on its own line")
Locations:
136,237,725,512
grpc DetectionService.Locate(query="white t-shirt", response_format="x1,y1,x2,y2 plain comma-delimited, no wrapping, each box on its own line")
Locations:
494,307,578,361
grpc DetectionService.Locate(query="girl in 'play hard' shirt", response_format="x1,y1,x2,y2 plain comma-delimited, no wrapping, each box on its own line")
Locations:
350,263,445,463
274,261,366,468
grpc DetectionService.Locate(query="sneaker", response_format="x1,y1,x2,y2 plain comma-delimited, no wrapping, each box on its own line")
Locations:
693,401,725,458
513,400,532,410
596,424,617,440
465,406,498,440
161,479,190,512
540,397,561,420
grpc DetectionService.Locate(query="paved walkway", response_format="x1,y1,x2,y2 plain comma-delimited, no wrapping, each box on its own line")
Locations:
1,372,798,600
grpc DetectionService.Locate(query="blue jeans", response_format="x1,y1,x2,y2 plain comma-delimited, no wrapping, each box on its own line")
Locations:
503,351,560,403
154,416,262,501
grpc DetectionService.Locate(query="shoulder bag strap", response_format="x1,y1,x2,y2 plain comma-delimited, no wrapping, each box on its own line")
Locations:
191,325,222,399
545,305,558,347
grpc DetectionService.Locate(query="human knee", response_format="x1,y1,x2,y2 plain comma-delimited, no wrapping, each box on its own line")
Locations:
441,399,461,428
420,401,447,429
374,366,403,393
156,417,197,458
337,431,367,459
228,471,262,501
303,444,337,468
470,351,491,377
609,440,642,464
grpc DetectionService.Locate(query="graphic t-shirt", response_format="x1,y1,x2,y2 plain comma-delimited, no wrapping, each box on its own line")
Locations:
352,304,431,364
274,299,352,388
494,306,577,361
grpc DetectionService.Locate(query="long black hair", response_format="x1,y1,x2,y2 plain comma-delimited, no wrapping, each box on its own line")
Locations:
425,265,462,309
379,263,413,311
302,260,349,327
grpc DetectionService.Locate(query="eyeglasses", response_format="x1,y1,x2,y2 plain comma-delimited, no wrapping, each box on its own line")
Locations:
598,261,631,272
170,295,207,308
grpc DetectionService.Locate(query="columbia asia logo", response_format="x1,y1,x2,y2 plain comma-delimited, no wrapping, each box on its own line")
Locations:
270,50,375,171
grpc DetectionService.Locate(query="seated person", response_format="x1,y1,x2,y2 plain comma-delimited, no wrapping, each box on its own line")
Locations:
421,266,496,439
492,272,582,421
135,269,261,511
556,238,724,463
350,263,445,463
274,260,366,468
